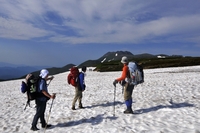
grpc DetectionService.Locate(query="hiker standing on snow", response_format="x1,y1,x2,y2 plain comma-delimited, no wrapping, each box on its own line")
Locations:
72,66,87,110
113,56,134,114
31,69,56,131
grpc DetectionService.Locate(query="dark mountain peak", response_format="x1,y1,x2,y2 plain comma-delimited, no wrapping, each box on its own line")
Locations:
97,51,134,63
116,51,134,56
103,51,133,57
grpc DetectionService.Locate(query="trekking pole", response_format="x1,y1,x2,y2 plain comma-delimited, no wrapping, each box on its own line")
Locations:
44,97,55,133
24,101,30,110
47,76,54,86
24,103,27,110
47,80,52,87
113,86,116,117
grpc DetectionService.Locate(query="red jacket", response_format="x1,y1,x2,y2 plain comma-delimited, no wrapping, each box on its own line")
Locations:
116,63,129,82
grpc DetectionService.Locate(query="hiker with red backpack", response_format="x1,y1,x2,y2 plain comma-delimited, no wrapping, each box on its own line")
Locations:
113,56,134,114
68,66,87,110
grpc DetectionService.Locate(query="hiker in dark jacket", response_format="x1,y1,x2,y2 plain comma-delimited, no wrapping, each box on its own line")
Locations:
113,56,134,114
31,69,56,131
71,66,87,110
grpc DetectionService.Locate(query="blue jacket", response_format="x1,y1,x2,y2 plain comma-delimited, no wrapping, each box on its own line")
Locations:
37,78,49,101
79,72,86,91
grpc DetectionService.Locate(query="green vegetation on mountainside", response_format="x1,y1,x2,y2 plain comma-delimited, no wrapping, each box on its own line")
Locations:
95,57,200,72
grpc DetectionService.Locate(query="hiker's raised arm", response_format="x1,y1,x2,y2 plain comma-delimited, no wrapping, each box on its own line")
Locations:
47,76,54,81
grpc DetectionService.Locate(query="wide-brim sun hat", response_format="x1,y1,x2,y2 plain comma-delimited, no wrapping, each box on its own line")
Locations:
121,56,128,63
40,69,49,78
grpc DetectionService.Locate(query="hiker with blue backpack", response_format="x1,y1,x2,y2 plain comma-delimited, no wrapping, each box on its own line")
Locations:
113,56,144,114
31,69,56,131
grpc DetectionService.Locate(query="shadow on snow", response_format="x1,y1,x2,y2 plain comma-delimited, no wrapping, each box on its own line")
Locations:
53,101,121,128
133,101,195,114
54,114,117,127
52,101,194,128
85,101,123,109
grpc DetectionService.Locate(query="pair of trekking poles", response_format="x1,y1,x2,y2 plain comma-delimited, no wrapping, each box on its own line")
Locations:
43,79,56,133
42,78,55,133
44,97,55,133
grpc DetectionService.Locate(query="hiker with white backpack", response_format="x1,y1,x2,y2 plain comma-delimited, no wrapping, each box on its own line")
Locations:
113,56,144,114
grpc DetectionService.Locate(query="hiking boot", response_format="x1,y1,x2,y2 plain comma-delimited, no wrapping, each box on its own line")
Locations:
30,126,39,131
71,106,76,110
123,109,133,114
42,124,52,128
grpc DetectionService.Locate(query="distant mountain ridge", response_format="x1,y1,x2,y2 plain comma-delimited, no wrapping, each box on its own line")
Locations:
0,51,183,81
78,51,158,67
0,62,20,67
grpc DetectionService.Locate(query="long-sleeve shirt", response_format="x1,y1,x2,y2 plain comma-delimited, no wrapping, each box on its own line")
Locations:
38,78,49,101
116,64,129,82
79,71,86,91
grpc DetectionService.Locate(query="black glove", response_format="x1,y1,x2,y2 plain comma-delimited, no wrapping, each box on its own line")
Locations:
120,80,126,86
113,80,118,87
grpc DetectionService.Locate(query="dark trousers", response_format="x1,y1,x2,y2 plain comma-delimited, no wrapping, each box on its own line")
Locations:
32,99,47,127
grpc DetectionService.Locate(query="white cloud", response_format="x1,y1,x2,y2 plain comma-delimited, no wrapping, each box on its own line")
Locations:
0,0,200,44
0,17,52,40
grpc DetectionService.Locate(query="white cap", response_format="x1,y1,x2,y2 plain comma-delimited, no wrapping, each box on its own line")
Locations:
121,56,128,64
39,69,49,78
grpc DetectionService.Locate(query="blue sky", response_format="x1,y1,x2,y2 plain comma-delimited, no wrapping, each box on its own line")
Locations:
0,0,200,67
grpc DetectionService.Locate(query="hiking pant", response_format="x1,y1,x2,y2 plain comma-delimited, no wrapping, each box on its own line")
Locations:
72,86,83,107
123,83,134,101
123,83,134,110
32,99,47,127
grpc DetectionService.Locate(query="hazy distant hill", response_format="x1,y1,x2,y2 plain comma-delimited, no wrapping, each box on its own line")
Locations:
0,63,51,80
0,62,20,67
0,66,44,80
